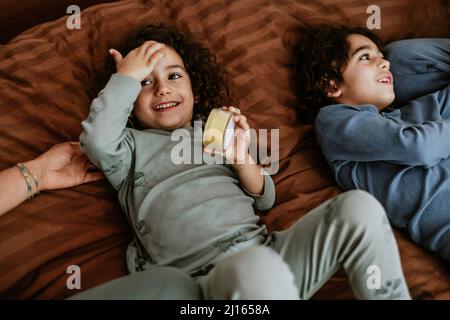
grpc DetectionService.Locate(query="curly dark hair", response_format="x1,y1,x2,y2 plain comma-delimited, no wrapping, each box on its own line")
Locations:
102,24,235,127
290,25,384,123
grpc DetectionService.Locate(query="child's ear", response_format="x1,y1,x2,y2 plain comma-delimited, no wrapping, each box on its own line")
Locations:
326,80,342,98
194,96,200,104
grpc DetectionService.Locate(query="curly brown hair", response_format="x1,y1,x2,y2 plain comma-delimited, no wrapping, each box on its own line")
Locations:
291,25,384,123
102,24,235,127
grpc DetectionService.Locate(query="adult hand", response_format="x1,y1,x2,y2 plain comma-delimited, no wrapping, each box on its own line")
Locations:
25,142,104,191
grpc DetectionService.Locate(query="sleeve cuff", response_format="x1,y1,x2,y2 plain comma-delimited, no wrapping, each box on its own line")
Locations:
242,174,276,212
101,73,142,104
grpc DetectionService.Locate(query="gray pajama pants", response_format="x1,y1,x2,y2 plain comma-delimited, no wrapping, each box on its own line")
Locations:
71,190,410,300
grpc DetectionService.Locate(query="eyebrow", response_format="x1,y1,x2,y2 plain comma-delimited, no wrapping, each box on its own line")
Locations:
166,64,186,71
349,45,374,58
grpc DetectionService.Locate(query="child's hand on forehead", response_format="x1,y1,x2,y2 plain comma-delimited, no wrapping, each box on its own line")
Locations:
109,41,166,81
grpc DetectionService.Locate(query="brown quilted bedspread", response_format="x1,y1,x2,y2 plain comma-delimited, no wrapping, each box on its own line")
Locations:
0,0,449,299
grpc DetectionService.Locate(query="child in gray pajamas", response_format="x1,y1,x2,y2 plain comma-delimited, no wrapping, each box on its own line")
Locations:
73,24,410,300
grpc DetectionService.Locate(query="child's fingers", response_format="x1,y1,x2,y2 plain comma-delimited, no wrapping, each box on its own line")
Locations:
146,51,165,70
234,114,249,130
241,117,250,131
143,44,165,70
144,42,165,61
109,49,123,66
228,106,241,115
138,40,161,54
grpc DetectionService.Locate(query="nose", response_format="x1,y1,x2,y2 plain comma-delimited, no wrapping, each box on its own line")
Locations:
156,80,172,96
379,58,390,71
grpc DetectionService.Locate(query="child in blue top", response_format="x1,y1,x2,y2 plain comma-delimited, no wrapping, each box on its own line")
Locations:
293,25,450,261
73,24,410,299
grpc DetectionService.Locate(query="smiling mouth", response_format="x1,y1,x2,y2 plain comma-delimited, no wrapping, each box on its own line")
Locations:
377,75,393,85
153,101,180,112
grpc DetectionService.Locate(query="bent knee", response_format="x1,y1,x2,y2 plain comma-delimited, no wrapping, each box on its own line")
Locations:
333,190,386,228
146,267,201,299
221,246,298,299
227,246,285,274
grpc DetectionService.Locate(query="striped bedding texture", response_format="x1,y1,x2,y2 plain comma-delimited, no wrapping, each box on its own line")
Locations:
0,0,449,299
